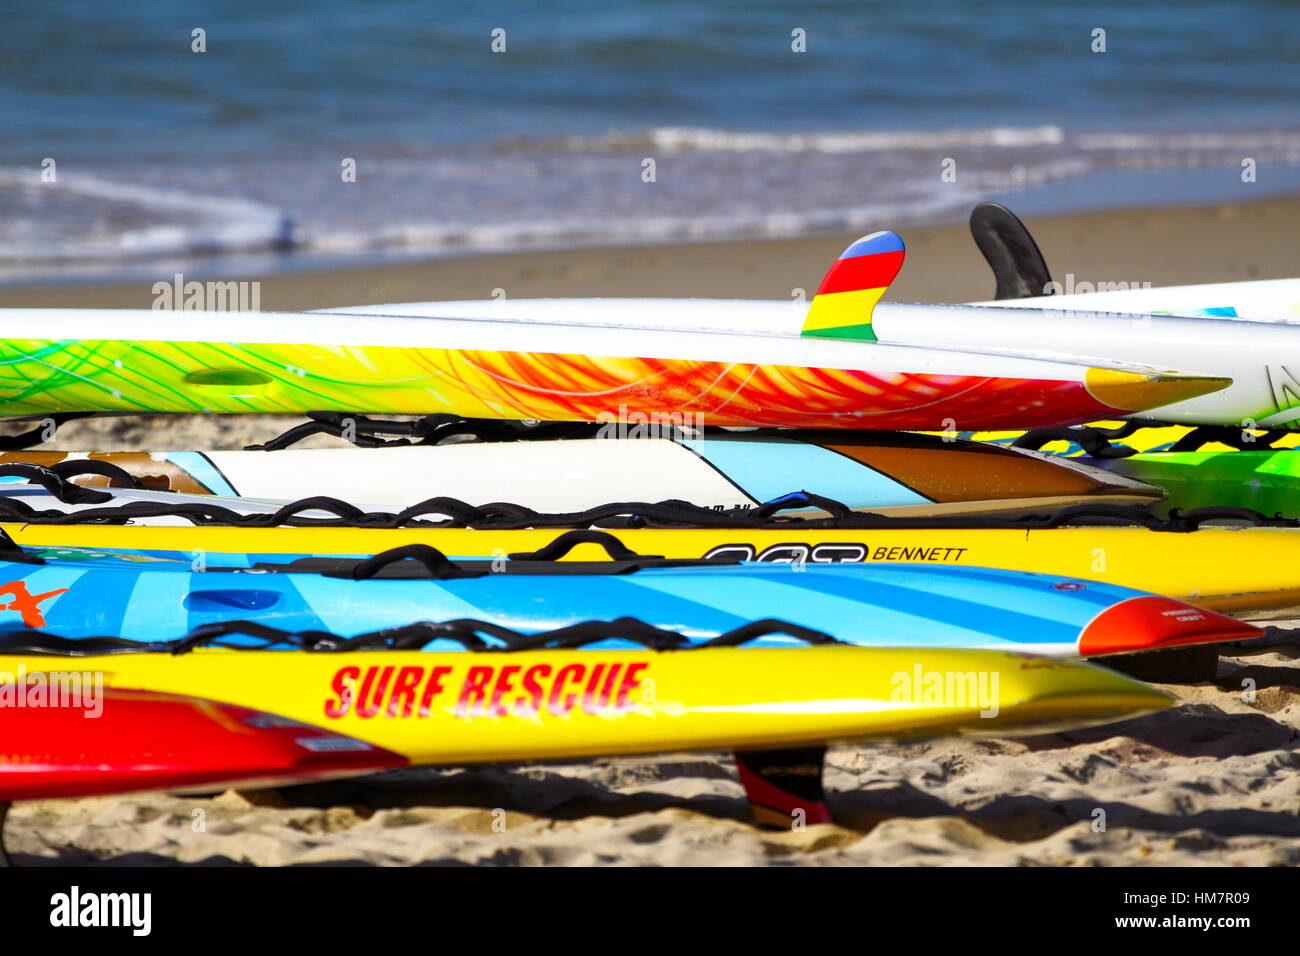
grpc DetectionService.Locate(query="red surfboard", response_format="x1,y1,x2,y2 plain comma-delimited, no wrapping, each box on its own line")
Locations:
0,686,408,801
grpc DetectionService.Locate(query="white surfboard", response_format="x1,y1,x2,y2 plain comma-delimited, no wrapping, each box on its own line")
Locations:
0,229,1227,431
0,431,1159,515
326,293,1296,427
324,239,1298,427
0,300,1219,430
969,277,1300,323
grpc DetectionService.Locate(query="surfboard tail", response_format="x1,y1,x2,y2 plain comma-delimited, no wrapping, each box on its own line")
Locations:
801,231,905,342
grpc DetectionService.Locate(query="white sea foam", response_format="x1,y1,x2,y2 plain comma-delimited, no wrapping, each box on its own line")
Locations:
3,125,1300,282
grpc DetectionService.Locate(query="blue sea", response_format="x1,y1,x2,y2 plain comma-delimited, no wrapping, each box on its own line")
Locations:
1,0,1299,282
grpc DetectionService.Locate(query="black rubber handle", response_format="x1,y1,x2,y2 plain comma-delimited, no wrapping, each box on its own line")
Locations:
509,529,663,562
347,543,481,579
0,463,113,504
49,459,145,489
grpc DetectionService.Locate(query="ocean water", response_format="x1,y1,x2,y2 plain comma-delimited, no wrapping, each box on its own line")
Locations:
1,0,1298,281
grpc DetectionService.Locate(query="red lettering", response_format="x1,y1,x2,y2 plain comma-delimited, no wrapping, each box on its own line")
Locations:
548,663,585,716
580,664,608,715
516,664,551,717
584,663,623,715
615,662,649,712
324,666,360,719
489,665,522,718
356,666,395,719
418,665,454,718
386,666,425,718
455,666,495,719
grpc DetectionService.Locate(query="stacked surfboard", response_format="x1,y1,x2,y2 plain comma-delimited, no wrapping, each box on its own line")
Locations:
2,206,1293,861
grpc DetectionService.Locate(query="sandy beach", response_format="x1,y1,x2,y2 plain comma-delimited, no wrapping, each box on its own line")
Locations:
2,195,1300,867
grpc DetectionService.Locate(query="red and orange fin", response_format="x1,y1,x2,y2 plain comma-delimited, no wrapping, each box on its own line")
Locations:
735,746,833,829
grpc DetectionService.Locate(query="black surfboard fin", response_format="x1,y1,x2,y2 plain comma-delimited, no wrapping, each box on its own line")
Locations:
734,745,832,829
969,202,1054,300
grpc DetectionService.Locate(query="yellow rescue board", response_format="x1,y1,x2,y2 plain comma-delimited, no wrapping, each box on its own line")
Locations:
7,522,1300,617
0,647,1171,764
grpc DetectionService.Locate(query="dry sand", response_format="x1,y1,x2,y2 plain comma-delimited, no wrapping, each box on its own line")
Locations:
6,638,1300,867
2,196,1299,866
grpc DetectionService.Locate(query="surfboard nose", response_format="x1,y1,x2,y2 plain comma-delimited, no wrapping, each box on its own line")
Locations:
1084,368,1231,413
956,654,1173,737
1077,594,1259,657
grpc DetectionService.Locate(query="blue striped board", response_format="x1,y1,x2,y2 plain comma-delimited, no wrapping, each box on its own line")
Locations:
0,545,1244,659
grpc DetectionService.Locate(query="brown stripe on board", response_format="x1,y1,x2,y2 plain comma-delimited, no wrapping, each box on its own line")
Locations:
820,440,1120,502
83,453,216,494
0,452,72,466
0,450,214,493
0,450,209,494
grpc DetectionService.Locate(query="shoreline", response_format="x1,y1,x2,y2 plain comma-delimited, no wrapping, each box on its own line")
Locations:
1,193,1297,312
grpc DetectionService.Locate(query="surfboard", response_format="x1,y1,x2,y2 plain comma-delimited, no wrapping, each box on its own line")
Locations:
963,201,1300,319
969,277,1300,322
8,520,1296,619
0,540,1257,657
328,291,1271,428
431,289,1294,429
1087,449,1300,516
952,204,1300,426
0,238,1227,430
949,420,1300,515
0,686,408,802
0,644,1173,774
951,420,1300,460
0,430,1161,515
963,420,1299,457
878,299,1300,429
328,227,1300,428
0,640,1170,853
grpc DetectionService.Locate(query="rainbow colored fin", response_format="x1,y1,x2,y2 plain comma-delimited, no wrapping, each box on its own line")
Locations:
801,230,905,342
